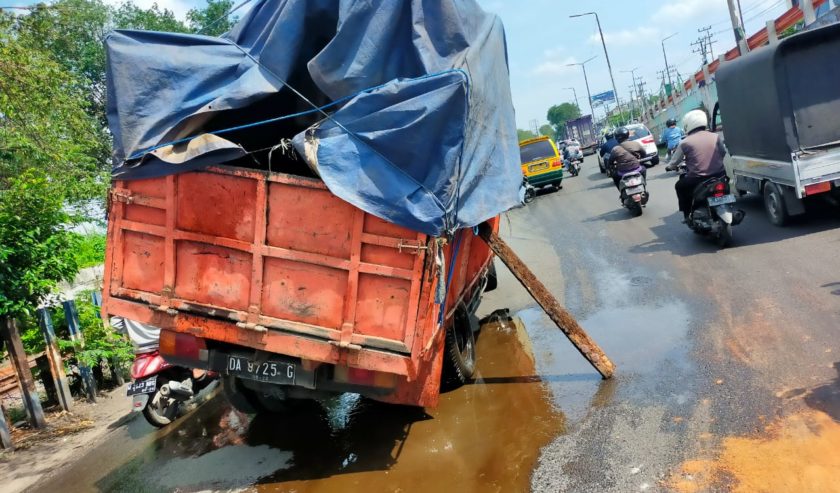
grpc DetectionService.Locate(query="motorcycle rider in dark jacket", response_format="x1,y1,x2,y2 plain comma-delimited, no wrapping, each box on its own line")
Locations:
666,110,728,220
600,132,618,158
608,127,647,190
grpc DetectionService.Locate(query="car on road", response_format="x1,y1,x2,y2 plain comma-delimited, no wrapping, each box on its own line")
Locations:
519,136,564,189
626,123,660,166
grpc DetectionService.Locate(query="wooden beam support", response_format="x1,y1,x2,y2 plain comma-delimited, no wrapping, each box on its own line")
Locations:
0,317,47,428
477,223,615,379
37,308,73,411
63,301,96,402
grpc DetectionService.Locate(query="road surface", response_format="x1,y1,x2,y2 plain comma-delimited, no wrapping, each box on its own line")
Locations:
33,156,840,492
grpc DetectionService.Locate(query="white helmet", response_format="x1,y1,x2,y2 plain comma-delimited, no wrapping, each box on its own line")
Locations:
682,109,708,134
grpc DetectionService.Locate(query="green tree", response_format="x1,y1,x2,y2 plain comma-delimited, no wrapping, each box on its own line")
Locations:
538,124,554,138
188,0,237,36
112,1,189,33
13,0,111,91
0,23,108,202
546,103,581,141
0,170,80,318
517,128,537,141
607,111,633,127
546,103,581,130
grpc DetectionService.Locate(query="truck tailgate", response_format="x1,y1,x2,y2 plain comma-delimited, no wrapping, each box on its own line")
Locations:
104,166,432,363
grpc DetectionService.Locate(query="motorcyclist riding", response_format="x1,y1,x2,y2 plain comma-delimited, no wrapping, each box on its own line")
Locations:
660,118,685,155
665,109,728,220
608,126,647,191
599,131,618,158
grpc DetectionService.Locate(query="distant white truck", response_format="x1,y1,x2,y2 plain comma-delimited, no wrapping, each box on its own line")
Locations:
714,22,840,226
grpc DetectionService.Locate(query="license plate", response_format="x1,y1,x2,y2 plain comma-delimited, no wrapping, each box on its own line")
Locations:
226,356,296,385
529,162,549,172
708,194,736,206
127,378,156,396
626,186,645,195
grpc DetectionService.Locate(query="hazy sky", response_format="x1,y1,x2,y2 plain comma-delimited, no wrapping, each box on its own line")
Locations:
476,0,790,128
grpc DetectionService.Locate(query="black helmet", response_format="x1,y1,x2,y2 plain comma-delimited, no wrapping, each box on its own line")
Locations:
604,131,614,140
615,127,630,142
666,118,677,127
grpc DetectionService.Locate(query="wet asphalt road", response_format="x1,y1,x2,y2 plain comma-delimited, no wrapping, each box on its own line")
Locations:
33,156,840,492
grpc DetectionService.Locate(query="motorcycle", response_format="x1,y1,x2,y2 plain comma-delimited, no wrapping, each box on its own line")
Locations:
565,156,582,177
520,177,537,204
618,170,649,217
683,174,745,247
128,350,218,427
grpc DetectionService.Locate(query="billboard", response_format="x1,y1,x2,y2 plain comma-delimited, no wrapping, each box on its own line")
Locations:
591,90,616,104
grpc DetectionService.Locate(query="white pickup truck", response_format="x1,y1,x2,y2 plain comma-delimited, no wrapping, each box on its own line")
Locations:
714,22,840,226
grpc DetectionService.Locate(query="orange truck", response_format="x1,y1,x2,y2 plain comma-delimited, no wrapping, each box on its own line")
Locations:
102,165,497,410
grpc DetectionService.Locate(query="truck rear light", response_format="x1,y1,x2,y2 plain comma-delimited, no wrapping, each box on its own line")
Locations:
160,330,208,363
804,181,831,197
551,160,562,168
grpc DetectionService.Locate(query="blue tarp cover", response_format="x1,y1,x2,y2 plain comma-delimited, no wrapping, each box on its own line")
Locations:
105,0,521,236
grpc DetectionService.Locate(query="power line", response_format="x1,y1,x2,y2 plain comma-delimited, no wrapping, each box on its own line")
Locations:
744,0,785,25
708,0,781,26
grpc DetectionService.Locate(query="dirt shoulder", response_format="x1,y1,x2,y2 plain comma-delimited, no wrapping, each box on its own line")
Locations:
0,384,135,493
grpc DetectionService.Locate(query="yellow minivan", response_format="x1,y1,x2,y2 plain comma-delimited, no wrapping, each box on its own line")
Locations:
519,136,564,189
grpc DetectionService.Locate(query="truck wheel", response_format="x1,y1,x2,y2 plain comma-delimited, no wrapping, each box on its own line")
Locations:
442,305,477,389
763,182,790,227
484,263,498,292
222,376,260,414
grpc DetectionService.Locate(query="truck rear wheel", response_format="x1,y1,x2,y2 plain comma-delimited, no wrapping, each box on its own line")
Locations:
222,376,260,414
442,305,477,389
763,182,790,227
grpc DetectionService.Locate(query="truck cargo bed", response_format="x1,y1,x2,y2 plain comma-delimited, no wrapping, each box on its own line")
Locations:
103,165,494,406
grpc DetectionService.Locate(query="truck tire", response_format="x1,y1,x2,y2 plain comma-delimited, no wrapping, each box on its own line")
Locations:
222,376,260,414
442,304,477,389
763,182,790,227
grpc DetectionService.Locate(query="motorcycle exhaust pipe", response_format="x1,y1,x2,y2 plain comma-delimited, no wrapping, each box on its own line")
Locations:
159,380,195,401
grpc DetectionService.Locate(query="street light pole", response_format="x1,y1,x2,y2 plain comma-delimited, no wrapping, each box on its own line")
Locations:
570,12,624,122
661,32,678,107
564,87,580,112
621,67,639,121
566,56,598,127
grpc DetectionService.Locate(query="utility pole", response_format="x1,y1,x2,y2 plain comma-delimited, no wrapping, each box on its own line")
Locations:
529,119,539,136
698,26,717,60
563,87,580,112
636,78,648,118
627,84,637,121
566,55,598,124
621,67,639,122
570,12,624,119
661,33,679,107
727,0,749,54
691,37,709,64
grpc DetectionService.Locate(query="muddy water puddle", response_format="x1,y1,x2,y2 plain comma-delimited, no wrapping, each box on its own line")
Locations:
81,315,563,492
